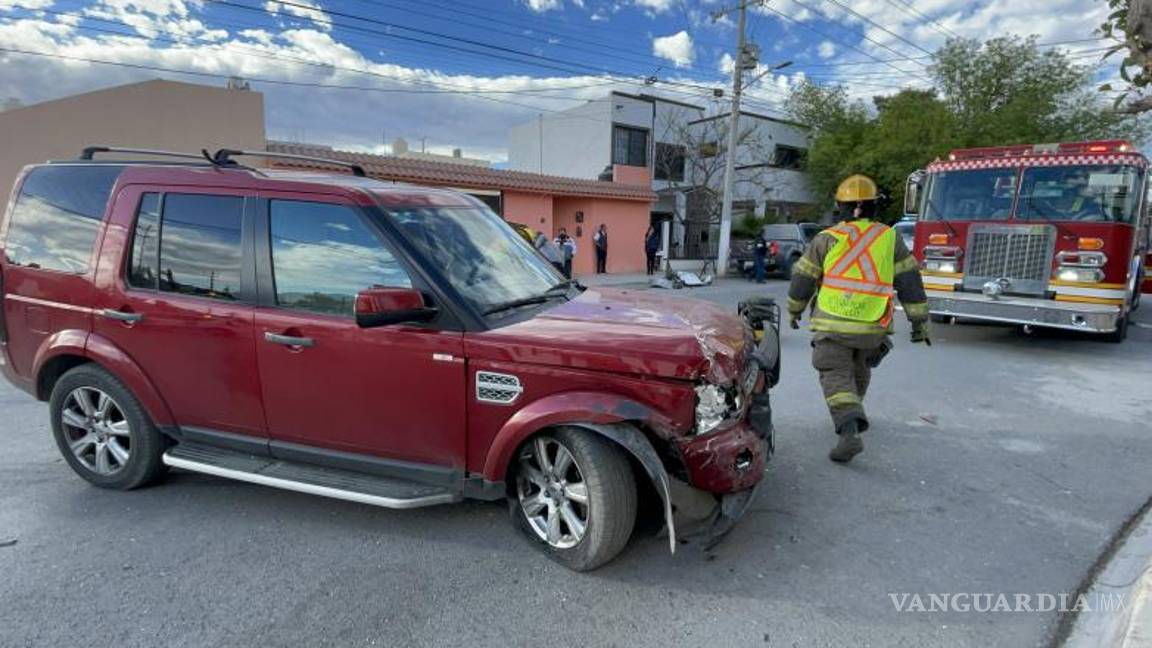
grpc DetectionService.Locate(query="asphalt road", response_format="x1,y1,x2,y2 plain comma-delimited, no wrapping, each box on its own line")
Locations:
2,280,1150,648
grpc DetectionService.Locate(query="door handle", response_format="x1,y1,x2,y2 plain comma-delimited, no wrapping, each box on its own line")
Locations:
264,332,315,348
101,309,144,323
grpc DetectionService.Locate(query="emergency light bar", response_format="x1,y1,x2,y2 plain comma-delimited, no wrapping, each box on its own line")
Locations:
947,140,1135,161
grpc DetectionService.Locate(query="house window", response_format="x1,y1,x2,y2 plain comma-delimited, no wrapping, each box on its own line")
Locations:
773,145,806,170
612,125,648,167
654,143,686,181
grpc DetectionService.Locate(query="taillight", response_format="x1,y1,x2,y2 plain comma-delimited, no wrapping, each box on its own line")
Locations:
768,241,780,257
1055,250,1106,283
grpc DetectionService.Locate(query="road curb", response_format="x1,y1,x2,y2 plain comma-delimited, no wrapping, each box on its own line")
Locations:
1059,497,1152,647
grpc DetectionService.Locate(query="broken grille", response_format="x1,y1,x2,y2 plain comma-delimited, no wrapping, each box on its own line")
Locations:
962,224,1055,296
476,371,523,405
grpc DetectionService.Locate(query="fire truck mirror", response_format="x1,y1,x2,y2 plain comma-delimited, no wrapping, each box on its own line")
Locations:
905,171,924,217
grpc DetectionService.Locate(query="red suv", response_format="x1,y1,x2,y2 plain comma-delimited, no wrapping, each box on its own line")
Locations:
0,148,773,570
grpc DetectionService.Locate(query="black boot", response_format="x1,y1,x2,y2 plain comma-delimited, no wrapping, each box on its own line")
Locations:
829,418,864,463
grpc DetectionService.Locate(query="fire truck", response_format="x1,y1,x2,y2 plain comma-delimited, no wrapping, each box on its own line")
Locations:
904,140,1150,342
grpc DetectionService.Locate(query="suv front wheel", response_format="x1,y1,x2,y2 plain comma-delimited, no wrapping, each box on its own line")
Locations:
49,364,168,490
510,428,637,571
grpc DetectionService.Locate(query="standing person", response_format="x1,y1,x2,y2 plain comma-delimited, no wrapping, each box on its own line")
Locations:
644,225,661,275
752,231,768,284
554,227,577,279
593,223,608,274
786,174,931,464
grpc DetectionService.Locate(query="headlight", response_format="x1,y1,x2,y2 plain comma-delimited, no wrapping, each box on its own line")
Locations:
1057,267,1104,283
694,383,739,435
924,259,957,274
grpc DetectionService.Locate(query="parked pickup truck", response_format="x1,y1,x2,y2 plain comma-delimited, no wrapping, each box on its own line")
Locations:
0,146,776,571
730,222,822,278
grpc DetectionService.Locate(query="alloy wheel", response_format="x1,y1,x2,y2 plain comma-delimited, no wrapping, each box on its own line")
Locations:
60,387,132,475
516,437,590,549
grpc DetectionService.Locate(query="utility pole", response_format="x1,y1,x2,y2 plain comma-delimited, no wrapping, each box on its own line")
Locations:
714,0,756,277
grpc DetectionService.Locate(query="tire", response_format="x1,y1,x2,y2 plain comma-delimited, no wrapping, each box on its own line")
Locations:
1103,311,1130,343
48,364,168,490
509,428,637,571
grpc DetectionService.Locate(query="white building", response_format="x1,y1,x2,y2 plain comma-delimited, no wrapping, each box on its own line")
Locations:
508,91,815,262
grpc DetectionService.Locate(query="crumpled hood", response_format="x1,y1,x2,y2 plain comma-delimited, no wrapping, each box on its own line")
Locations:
466,288,750,383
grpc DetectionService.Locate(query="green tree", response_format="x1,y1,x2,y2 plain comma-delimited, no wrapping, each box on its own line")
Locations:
788,35,1147,221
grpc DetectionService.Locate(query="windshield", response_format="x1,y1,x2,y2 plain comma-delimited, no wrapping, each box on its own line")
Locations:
385,205,564,313
1017,165,1143,224
923,168,1017,221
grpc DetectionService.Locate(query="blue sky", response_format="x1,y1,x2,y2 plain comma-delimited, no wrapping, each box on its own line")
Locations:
0,0,1118,161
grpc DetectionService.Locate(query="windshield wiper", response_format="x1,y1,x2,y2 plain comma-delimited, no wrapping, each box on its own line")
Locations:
1023,193,1078,239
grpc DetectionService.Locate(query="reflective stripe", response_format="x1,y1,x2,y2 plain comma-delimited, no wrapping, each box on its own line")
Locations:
903,301,930,318
826,392,861,407
822,275,894,296
787,296,809,313
829,223,887,276
794,256,823,278
810,317,890,334
894,256,919,274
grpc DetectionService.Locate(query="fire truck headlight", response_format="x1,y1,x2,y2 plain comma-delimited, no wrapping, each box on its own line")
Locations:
1057,268,1104,283
925,260,957,274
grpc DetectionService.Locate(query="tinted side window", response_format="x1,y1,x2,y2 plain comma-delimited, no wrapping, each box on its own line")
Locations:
269,200,411,316
159,194,244,300
127,193,161,290
3,165,121,273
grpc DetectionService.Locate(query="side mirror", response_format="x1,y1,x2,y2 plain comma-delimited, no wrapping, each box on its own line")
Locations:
904,170,924,216
355,287,437,328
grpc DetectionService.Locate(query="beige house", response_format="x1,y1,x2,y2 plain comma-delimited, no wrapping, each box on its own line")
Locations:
0,79,267,192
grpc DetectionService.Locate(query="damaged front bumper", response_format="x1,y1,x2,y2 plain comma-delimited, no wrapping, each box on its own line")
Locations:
673,391,774,550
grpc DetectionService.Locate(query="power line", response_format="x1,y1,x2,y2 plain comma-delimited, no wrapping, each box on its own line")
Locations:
817,0,935,57
761,4,933,82
882,0,961,40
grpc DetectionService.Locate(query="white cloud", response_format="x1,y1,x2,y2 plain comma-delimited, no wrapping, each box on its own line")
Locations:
817,41,836,59
590,10,608,21
523,0,563,12
652,31,695,68
0,0,53,9
264,0,330,31
634,0,674,14
718,52,734,75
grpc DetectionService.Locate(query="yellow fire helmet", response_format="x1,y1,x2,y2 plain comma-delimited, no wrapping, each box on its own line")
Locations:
835,174,879,203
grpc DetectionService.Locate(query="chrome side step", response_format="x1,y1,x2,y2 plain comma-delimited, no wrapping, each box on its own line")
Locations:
163,443,459,510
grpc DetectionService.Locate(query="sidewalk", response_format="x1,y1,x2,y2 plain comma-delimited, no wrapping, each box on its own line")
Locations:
574,272,654,288
1063,501,1152,647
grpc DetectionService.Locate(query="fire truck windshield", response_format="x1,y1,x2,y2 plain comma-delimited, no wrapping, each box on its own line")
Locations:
923,164,1144,224
1017,165,1142,224
922,168,1017,221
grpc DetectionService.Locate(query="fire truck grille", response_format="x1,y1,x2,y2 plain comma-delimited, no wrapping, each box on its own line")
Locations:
962,224,1055,296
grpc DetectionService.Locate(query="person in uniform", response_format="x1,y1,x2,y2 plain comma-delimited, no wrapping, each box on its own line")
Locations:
787,174,931,463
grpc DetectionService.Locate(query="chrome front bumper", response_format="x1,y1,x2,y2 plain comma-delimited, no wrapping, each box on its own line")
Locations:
927,290,1122,333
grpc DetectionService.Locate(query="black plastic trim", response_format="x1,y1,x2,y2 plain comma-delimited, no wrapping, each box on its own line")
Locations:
268,439,460,489
180,426,271,456
462,476,506,501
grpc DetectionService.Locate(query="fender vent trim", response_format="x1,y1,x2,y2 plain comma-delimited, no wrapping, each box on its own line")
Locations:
476,371,523,405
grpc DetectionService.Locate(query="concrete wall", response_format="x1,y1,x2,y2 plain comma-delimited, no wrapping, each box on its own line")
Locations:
508,99,612,179
0,80,266,194
502,192,554,234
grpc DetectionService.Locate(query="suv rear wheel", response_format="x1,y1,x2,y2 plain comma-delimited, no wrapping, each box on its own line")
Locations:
510,428,637,571
49,364,167,490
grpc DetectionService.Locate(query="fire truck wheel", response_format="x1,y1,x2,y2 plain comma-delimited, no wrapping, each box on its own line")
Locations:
1103,312,1129,343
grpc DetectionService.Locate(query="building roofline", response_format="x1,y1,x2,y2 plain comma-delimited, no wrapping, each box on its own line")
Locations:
266,142,656,202
610,91,705,112
688,110,808,130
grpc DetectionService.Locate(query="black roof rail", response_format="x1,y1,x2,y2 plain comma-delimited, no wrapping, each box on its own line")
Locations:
79,146,217,162
211,148,367,177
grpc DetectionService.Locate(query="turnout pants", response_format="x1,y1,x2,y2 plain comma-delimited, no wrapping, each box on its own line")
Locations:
811,338,883,432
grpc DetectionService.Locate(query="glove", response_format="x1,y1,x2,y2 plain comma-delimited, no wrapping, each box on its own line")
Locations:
911,320,931,346
789,311,802,330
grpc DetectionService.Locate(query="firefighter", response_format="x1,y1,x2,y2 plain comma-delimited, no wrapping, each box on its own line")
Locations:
787,174,931,463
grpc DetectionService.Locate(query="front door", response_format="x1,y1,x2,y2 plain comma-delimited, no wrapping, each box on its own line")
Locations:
94,188,266,440
251,196,466,470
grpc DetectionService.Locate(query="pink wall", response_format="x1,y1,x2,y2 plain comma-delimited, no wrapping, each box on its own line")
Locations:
553,197,650,275
612,164,651,186
502,192,554,234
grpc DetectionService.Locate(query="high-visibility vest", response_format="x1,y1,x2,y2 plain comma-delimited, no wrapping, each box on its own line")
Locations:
816,220,896,324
